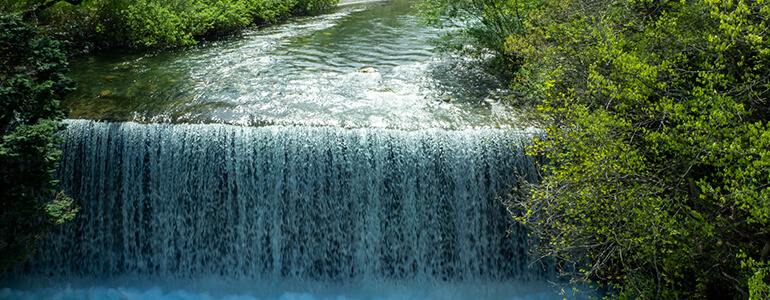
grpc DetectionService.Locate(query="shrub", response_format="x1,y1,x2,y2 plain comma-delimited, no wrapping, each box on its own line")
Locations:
0,14,78,275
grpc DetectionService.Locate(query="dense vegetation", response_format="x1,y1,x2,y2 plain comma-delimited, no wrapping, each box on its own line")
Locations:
426,0,769,298
0,0,338,274
0,14,78,276
418,0,528,78
1,0,338,49
2,0,767,298
422,0,770,298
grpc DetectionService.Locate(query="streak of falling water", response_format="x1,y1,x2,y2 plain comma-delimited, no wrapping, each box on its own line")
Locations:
0,120,569,299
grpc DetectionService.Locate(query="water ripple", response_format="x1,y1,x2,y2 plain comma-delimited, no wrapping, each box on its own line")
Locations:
63,0,523,130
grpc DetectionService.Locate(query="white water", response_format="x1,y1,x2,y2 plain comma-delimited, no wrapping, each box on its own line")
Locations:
63,0,520,130
0,120,591,299
0,285,568,300
2,1,584,297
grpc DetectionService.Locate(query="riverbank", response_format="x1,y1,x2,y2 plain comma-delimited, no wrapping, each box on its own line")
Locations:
2,0,340,55
59,0,521,130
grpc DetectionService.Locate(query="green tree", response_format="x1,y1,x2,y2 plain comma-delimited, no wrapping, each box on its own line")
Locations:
113,0,339,47
0,14,78,276
418,0,536,77
2,0,340,49
504,0,770,298
0,0,84,20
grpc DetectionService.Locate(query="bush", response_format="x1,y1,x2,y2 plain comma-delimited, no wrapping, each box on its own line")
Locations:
0,14,78,275
1,0,340,49
506,0,770,298
418,0,539,78
111,0,339,47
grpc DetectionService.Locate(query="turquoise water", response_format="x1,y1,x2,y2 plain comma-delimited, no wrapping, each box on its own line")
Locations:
0,1,590,300
1,121,586,300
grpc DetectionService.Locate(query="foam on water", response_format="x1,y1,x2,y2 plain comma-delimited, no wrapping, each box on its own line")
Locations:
62,0,520,130
1,282,572,300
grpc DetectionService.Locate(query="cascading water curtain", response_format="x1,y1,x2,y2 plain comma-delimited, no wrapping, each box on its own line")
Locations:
12,120,546,287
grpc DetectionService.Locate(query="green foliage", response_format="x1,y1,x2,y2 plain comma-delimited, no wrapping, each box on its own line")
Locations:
0,16,71,128
102,0,339,47
294,0,337,12
1,0,340,49
418,0,538,77
741,253,770,299
0,0,52,13
504,0,770,298
115,0,269,47
107,0,339,47
0,14,78,276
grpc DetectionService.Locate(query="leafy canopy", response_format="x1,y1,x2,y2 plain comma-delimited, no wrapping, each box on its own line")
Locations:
418,0,539,77
97,0,338,47
1,0,339,49
503,0,770,298
0,14,78,275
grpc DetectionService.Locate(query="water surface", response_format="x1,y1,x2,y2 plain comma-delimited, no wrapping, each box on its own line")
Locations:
0,2,585,300
63,0,518,130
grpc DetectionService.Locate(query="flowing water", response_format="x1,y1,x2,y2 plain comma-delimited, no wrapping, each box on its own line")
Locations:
1,1,589,299
61,0,520,130
4,121,561,300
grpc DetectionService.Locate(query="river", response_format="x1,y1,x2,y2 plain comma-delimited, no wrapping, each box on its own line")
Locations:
62,0,520,130
0,1,589,299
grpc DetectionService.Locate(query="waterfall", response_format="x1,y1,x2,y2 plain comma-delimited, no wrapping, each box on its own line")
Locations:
9,120,547,296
